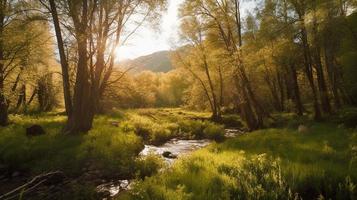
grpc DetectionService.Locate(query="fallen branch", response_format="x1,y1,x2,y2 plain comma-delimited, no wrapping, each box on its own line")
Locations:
0,171,65,200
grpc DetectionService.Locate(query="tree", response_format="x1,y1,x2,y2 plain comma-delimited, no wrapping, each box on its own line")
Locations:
0,0,52,125
44,0,167,133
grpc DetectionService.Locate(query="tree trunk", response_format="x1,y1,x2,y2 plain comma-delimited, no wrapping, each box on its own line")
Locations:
64,36,94,133
0,0,8,126
277,70,285,111
234,73,258,130
312,11,331,114
324,40,341,109
27,88,37,106
49,0,72,117
314,52,331,114
290,64,304,116
301,24,321,120
202,51,220,121
15,84,26,112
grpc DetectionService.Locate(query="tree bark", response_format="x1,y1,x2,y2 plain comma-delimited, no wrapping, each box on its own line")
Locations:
289,64,304,116
64,1,94,133
312,9,331,114
0,0,8,126
49,0,72,117
300,23,321,120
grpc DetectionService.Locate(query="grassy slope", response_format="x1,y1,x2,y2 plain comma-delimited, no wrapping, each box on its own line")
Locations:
119,122,357,200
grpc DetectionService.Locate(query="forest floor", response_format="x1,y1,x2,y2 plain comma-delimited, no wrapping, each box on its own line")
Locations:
0,108,357,199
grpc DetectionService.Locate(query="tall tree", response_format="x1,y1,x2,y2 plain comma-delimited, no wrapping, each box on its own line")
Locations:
44,0,167,133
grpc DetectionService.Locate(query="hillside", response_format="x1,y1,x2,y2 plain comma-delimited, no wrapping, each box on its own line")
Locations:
119,50,173,73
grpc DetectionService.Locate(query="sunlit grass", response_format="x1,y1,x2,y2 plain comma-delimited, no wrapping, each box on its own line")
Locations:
119,122,357,200
0,113,143,177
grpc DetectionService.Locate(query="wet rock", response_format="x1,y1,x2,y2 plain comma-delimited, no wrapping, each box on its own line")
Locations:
26,125,45,137
162,151,177,159
224,129,244,138
298,125,309,133
110,121,120,127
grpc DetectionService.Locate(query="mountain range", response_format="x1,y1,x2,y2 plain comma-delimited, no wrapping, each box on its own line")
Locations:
118,50,173,73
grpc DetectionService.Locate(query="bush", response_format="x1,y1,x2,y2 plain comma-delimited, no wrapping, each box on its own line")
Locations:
203,122,225,141
220,115,244,128
135,154,165,179
128,114,179,145
178,120,224,140
178,120,205,139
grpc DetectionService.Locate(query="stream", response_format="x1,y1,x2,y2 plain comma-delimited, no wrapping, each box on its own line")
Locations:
96,128,243,198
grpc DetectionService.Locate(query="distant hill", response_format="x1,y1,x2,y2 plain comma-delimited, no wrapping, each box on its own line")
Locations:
119,50,173,73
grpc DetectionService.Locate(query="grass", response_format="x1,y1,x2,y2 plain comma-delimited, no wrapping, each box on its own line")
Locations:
118,122,357,200
2,108,356,199
0,113,144,178
125,108,226,144
0,108,225,198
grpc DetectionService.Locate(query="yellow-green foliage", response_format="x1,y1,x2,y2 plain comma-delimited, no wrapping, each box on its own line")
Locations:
135,154,165,179
126,109,224,144
120,123,357,200
0,113,143,177
121,151,297,200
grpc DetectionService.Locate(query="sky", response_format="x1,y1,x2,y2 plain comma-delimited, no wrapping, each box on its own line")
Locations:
116,0,255,61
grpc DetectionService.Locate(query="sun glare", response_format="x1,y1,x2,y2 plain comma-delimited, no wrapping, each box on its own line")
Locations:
114,46,133,62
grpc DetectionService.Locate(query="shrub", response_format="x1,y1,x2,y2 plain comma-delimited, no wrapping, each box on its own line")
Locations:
203,122,225,141
178,120,205,139
220,115,244,128
135,154,165,179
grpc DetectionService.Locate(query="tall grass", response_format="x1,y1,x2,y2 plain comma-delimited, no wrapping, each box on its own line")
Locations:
0,114,143,178
126,109,225,144
119,123,357,200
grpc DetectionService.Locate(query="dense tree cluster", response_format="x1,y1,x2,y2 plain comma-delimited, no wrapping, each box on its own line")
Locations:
0,0,57,126
0,0,167,133
0,0,356,133
173,0,357,130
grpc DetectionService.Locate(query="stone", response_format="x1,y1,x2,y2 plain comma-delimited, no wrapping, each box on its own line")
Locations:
26,125,46,137
298,125,309,133
162,151,177,159
110,121,120,127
